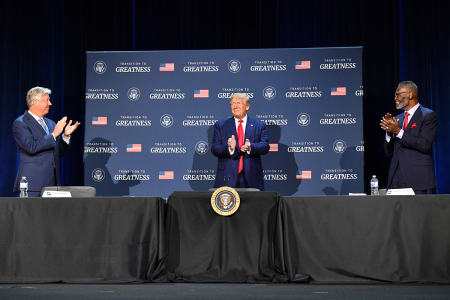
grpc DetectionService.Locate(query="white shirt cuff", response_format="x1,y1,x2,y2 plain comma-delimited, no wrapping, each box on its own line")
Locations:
62,135,71,144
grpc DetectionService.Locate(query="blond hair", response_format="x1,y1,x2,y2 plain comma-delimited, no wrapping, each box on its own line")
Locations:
26,86,51,108
229,93,250,106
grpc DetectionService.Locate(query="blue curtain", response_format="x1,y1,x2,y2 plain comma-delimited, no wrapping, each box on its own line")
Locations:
1,0,448,196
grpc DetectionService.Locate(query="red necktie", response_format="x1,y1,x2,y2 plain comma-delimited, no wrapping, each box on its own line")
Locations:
237,120,244,173
403,112,409,130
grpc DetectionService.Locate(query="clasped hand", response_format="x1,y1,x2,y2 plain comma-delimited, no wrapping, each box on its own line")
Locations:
227,135,251,152
380,113,400,136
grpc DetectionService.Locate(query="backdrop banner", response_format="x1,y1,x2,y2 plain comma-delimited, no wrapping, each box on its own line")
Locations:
84,47,363,198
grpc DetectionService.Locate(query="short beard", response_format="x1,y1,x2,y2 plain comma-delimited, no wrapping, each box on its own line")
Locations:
396,99,408,110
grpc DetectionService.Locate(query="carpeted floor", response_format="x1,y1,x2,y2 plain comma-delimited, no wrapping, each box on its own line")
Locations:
1,283,450,300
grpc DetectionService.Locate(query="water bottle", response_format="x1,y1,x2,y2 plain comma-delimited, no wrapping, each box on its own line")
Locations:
20,177,28,198
370,175,379,195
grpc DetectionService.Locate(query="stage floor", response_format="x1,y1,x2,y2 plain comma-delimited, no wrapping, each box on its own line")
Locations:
1,283,449,300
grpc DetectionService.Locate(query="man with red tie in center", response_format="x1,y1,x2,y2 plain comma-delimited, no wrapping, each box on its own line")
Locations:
380,81,437,194
212,93,269,190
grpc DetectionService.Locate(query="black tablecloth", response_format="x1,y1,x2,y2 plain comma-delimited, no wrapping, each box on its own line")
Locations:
151,191,287,283
2,194,449,284
278,195,450,283
0,196,165,283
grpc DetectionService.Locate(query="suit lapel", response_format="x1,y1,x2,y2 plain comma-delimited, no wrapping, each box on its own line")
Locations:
25,111,47,135
245,117,254,140
226,117,237,139
406,106,422,132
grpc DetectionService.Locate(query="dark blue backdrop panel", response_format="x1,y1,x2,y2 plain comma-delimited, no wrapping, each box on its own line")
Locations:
84,47,363,198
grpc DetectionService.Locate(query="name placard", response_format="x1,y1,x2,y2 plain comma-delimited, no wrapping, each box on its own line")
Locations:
42,191,72,197
386,188,415,195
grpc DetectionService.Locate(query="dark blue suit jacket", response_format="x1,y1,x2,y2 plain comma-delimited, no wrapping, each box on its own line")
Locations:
384,105,437,190
211,116,269,190
12,111,70,193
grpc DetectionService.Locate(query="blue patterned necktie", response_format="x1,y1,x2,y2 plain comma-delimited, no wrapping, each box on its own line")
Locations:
39,118,50,134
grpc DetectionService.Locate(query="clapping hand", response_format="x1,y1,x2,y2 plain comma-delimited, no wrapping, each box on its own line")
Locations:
380,113,400,136
227,135,236,151
53,116,67,137
64,120,80,138
240,139,251,152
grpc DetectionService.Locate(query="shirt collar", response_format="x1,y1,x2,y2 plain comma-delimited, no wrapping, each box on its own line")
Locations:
405,103,420,117
234,115,248,124
28,110,43,122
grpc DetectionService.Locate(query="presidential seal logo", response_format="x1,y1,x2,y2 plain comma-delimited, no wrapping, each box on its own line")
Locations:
92,168,106,182
195,141,208,155
93,61,107,74
211,186,240,216
333,140,347,153
228,60,241,73
127,87,140,101
160,114,173,128
263,86,276,100
297,113,310,126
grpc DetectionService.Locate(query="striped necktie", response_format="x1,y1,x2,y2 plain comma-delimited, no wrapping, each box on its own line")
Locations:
39,118,50,134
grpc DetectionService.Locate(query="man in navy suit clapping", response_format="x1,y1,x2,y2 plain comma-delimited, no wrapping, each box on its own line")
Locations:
212,93,269,190
380,81,437,194
12,87,80,197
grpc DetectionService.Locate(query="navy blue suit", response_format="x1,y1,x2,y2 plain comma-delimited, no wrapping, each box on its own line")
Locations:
384,105,437,191
211,116,269,190
12,111,70,194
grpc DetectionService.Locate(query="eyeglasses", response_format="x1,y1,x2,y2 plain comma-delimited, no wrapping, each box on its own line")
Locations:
394,92,407,97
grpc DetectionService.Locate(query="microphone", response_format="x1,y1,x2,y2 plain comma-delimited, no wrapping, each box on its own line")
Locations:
224,176,227,187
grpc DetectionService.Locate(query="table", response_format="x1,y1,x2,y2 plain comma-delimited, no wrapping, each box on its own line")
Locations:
0,196,165,283
151,191,287,283
277,195,450,283
3,194,449,284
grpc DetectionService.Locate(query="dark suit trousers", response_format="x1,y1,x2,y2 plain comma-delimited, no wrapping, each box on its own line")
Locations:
235,169,250,188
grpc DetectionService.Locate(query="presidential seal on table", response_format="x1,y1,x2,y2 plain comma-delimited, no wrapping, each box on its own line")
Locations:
211,186,240,216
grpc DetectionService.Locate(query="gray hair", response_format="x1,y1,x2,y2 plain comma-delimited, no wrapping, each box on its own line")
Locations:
229,93,250,106
398,81,418,98
26,86,52,108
